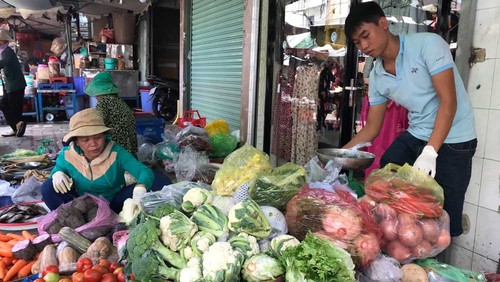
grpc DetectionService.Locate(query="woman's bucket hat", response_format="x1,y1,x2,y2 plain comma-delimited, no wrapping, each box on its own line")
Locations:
84,71,120,96
63,108,114,142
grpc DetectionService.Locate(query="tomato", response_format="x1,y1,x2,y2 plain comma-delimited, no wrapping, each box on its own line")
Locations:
99,258,112,270
76,257,93,273
59,278,72,282
113,267,123,275
92,264,109,274
42,265,60,277
84,269,103,282
109,262,119,273
71,272,85,282
101,273,118,282
116,269,126,282
34,279,46,282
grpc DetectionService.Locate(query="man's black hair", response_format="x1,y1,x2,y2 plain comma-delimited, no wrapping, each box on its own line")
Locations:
345,2,386,40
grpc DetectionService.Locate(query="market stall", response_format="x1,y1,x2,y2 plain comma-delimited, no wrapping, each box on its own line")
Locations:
0,117,494,281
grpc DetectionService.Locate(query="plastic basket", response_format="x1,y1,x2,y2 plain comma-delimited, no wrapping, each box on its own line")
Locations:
178,110,206,128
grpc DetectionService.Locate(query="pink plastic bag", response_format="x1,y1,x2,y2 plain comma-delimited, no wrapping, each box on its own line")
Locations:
36,194,118,242
360,96,408,177
286,185,382,268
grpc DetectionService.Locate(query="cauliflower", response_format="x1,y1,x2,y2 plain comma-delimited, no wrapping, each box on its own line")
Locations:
191,231,217,256
270,234,300,257
181,246,196,261
182,188,214,213
178,257,203,282
228,233,260,258
160,210,198,251
202,242,244,281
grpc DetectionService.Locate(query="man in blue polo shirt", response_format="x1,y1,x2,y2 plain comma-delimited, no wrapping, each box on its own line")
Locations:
344,2,476,237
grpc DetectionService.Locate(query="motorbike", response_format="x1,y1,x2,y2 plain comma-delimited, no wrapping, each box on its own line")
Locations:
147,75,179,122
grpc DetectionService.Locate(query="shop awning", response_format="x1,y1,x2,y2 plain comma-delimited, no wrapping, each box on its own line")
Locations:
0,0,152,35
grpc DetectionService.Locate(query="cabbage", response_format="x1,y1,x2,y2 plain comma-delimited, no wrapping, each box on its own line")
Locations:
242,253,284,282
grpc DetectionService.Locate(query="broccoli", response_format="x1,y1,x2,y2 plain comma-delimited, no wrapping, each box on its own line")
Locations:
126,219,186,269
132,250,180,281
151,203,176,219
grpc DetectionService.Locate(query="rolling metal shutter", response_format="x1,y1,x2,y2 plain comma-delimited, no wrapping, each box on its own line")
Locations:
190,0,244,131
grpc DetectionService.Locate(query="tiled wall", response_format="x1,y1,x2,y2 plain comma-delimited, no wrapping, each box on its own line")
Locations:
449,0,500,273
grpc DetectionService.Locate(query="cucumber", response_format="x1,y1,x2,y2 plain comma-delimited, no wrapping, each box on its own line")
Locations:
58,227,91,253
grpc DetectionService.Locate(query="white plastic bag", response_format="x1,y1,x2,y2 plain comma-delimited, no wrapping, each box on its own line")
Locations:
12,176,42,203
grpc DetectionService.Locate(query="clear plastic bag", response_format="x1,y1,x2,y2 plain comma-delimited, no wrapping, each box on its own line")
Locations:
305,156,345,184
155,141,179,161
286,185,382,269
137,142,157,164
192,164,219,184
260,206,288,239
370,200,451,264
363,255,402,282
248,162,306,210
164,125,182,144
12,176,42,203
37,194,117,243
212,144,272,196
416,259,487,282
365,163,444,218
141,181,212,212
175,124,209,141
175,146,209,182
345,142,372,158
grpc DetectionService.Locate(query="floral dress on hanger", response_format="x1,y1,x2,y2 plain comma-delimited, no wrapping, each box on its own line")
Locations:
291,64,321,165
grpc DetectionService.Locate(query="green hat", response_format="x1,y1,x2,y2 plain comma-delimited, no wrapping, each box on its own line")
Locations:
84,72,120,96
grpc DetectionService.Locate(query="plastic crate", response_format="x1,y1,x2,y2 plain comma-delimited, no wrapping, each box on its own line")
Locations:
37,83,55,90
178,110,206,128
73,77,86,95
55,83,74,90
135,114,165,144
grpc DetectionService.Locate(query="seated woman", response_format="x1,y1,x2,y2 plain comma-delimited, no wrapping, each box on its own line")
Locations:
41,108,170,213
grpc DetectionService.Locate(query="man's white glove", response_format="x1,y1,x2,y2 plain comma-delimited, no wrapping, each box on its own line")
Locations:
52,171,73,194
413,145,438,178
132,185,147,201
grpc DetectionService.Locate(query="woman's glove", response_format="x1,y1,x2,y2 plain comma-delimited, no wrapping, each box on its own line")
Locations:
413,145,438,178
52,171,73,194
132,185,147,201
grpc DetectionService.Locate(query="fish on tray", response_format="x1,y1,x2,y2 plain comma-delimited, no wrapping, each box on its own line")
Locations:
0,203,48,223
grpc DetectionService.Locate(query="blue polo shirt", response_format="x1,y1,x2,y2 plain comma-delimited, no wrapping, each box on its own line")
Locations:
368,33,476,143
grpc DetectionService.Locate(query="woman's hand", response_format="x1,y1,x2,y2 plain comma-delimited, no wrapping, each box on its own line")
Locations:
53,171,73,193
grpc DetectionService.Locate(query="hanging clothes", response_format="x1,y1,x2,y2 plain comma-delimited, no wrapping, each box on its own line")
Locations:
291,63,321,165
271,63,296,161
317,65,335,131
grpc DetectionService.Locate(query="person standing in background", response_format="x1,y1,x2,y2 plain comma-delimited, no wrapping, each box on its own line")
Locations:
0,30,27,137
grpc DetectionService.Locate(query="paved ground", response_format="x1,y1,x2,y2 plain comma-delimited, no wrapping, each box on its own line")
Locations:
0,121,69,156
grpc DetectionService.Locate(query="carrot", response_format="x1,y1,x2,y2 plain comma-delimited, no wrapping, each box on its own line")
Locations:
0,234,11,242
2,257,14,266
6,233,24,241
17,260,35,278
0,241,13,250
6,240,18,246
0,260,6,279
0,248,13,258
3,259,27,282
21,231,35,241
